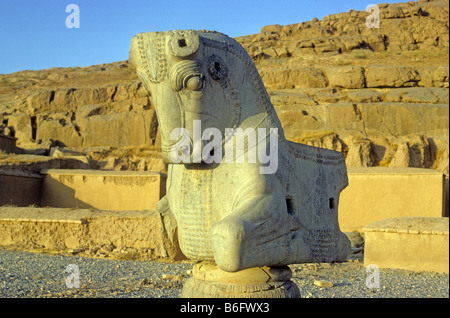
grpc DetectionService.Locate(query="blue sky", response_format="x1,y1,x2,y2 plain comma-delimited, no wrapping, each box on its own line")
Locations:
0,0,401,74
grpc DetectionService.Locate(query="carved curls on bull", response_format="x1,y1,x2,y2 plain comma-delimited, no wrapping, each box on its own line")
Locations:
170,60,204,92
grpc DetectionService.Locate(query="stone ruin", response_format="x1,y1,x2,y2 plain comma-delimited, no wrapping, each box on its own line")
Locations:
0,0,448,297
0,124,17,154
129,30,351,297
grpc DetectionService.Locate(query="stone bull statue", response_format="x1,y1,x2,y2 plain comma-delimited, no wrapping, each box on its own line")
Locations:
129,30,350,276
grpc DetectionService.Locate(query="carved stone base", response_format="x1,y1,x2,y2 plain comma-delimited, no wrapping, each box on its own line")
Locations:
181,262,300,298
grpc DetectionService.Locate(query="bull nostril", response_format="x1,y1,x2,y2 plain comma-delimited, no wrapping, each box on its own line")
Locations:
178,38,187,47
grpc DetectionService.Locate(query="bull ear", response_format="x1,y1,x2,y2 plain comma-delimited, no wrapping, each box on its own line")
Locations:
129,35,153,94
129,32,167,84
167,30,200,58
128,34,141,70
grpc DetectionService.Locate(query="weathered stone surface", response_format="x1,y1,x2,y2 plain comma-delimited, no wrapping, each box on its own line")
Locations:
0,170,42,206
6,114,33,144
0,61,160,161
389,143,411,168
325,66,365,89
432,66,449,88
346,90,383,102
365,66,420,88
75,110,156,148
130,30,350,278
0,134,17,154
0,207,175,260
260,67,327,89
0,155,92,175
40,169,166,212
314,280,334,288
339,168,446,232
345,138,375,167
0,0,447,177
238,1,448,55
363,217,449,273
182,262,300,298
36,113,82,148
26,90,54,115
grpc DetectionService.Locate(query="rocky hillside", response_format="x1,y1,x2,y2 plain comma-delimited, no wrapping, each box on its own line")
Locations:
0,0,448,174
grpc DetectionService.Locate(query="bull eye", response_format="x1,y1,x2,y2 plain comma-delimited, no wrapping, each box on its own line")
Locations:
170,60,203,92
185,75,204,91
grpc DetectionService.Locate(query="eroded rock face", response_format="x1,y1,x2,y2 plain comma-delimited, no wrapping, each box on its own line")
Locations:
129,30,350,272
233,0,448,173
238,0,449,58
0,0,447,175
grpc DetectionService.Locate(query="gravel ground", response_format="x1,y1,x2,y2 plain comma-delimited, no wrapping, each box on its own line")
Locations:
0,248,448,299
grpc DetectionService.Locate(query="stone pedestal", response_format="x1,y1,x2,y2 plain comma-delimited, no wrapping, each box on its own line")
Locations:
363,217,449,273
181,262,300,298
